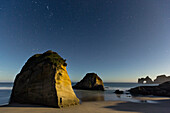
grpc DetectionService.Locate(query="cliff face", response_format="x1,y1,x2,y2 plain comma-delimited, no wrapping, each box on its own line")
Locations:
73,73,104,91
10,50,79,107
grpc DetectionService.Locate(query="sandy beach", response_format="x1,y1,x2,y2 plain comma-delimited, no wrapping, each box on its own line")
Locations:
1,97,170,113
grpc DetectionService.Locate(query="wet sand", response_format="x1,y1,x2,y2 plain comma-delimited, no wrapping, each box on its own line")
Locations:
1,97,170,113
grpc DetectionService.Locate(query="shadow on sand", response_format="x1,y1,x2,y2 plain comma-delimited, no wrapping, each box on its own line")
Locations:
0,103,54,108
103,100,170,113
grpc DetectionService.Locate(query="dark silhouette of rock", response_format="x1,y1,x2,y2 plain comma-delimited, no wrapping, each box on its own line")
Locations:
73,73,104,91
138,76,153,84
114,90,124,94
10,50,79,107
129,81,170,97
154,75,170,84
138,75,170,84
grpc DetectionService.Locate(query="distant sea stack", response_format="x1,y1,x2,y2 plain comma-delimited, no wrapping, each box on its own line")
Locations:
73,73,104,91
10,50,79,107
154,75,170,84
138,76,153,84
138,75,170,84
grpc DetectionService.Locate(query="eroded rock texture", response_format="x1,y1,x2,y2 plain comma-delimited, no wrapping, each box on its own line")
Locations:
10,50,79,107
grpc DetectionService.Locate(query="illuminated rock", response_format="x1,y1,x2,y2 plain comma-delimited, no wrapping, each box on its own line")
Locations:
10,50,79,107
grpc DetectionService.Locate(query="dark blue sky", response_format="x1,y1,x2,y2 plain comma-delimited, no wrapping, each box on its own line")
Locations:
1,0,170,82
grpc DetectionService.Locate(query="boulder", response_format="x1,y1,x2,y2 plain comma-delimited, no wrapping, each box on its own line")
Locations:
73,73,104,91
129,81,170,97
114,90,124,94
10,50,79,107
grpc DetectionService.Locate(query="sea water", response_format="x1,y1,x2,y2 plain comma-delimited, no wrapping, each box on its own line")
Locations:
0,82,13,105
73,82,158,103
0,82,158,105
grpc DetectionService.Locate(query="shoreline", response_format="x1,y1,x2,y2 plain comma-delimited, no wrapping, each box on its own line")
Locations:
1,97,170,113
1,82,170,113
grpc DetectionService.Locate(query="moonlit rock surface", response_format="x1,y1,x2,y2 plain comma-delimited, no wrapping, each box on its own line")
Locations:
10,50,79,107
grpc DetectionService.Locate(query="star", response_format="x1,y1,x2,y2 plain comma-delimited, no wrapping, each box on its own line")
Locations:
47,5,49,10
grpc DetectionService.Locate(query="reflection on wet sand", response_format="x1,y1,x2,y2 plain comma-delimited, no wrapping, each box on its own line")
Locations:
116,94,121,98
74,89,162,104
81,95,104,101
74,90,104,102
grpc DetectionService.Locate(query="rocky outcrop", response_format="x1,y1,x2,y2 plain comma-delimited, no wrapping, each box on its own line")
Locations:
154,75,170,84
138,75,170,84
10,50,79,107
73,73,104,91
138,76,153,84
129,81,170,97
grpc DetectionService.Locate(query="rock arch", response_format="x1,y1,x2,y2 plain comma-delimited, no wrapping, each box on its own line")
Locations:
138,76,153,84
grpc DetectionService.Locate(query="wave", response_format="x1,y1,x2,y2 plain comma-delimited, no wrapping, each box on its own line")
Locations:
0,87,12,90
104,86,130,91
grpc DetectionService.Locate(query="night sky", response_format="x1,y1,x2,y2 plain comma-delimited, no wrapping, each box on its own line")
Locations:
1,0,170,82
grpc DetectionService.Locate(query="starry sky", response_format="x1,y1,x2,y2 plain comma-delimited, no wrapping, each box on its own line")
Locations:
0,0,170,82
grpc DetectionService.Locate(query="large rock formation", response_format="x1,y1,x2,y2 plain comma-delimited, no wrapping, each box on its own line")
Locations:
73,73,104,91
138,75,170,84
10,50,79,107
138,76,153,84
129,81,170,97
154,75,170,84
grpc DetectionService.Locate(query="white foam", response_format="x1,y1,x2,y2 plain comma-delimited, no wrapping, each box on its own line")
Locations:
0,87,12,90
104,86,129,91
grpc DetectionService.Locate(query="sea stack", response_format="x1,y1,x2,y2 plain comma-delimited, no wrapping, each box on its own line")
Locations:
10,50,79,107
154,75,170,84
73,73,104,91
137,75,170,84
138,76,153,84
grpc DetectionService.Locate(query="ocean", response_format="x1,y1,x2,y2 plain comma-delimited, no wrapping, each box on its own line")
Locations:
0,82,158,106
0,82,13,106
